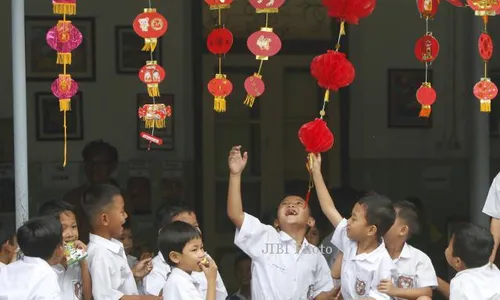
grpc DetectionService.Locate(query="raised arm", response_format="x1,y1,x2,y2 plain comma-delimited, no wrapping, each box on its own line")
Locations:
491,218,500,262
227,146,248,228
309,153,343,227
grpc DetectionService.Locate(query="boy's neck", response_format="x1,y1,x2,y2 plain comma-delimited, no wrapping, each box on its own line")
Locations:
356,238,380,255
281,226,307,247
91,228,113,240
385,240,405,259
0,253,10,265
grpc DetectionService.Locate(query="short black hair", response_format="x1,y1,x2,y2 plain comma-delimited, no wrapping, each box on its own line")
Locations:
234,252,251,268
0,220,15,247
452,222,493,268
155,201,195,231
81,184,122,223
158,221,201,265
394,200,420,236
357,193,395,239
82,140,118,162
17,216,62,260
38,200,76,218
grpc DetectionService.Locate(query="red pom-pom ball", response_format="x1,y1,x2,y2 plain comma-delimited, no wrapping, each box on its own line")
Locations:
322,0,376,24
298,119,334,153
310,50,355,91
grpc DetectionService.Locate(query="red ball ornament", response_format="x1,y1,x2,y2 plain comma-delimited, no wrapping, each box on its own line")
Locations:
322,0,376,24
207,28,233,55
466,0,499,15
414,35,440,63
479,33,494,61
138,61,166,97
204,0,233,9
133,8,168,51
243,73,266,108
208,74,233,113
416,0,439,18
310,50,355,91
298,118,334,153
416,83,436,118
474,78,498,112
249,0,285,13
247,28,282,60
446,0,465,7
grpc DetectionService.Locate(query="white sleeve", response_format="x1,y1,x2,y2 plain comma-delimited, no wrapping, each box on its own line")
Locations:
331,219,350,253
234,213,279,259
162,279,204,300
88,254,124,300
367,254,397,300
143,264,168,296
33,271,61,300
312,254,334,298
215,271,228,300
483,173,500,218
450,279,467,300
415,253,438,288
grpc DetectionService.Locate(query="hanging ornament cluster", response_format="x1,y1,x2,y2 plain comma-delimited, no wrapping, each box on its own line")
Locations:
206,0,233,112
414,0,440,118
468,0,499,112
133,4,171,149
243,0,284,108
46,0,82,167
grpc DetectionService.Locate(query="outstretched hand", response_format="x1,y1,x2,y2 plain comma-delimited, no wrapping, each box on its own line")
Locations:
228,145,248,175
308,153,322,174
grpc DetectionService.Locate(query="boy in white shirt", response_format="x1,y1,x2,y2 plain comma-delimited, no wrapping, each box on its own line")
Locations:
81,183,160,300
0,216,64,299
446,222,500,299
227,146,335,300
143,201,227,298
310,153,396,300
377,201,436,300
160,221,219,299
0,227,18,268
39,200,92,300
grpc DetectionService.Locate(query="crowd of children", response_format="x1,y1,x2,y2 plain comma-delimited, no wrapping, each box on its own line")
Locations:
1,144,500,299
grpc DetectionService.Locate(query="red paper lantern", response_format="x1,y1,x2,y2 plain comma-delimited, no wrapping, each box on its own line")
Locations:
414,35,440,63
205,0,233,9
139,61,166,97
243,73,265,107
249,0,285,13
247,28,282,60
310,50,355,92
207,28,233,55
474,78,498,112
479,33,494,60
466,0,499,15
208,74,233,112
416,0,439,18
416,83,436,117
137,104,171,128
446,0,465,7
133,8,168,51
322,0,376,24
298,119,334,153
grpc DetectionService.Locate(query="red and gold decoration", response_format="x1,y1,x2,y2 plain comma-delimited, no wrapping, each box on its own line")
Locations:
46,0,82,166
134,3,171,149
205,0,233,112
414,0,440,117
243,0,284,108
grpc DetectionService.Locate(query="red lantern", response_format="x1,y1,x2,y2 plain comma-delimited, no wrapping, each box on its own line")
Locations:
133,8,168,51
467,0,499,15
247,28,282,60
479,33,494,60
416,82,436,117
446,0,465,6
243,73,265,107
204,0,233,10
414,35,440,63
139,61,166,97
207,28,233,55
474,78,498,112
298,119,334,153
310,50,355,92
322,0,376,25
416,0,439,18
249,0,285,13
208,74,233,112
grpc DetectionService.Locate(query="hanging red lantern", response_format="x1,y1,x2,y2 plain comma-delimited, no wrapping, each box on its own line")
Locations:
414,34,440,63
138,61,166,97
310,50,355,92
247,28,282,60
446,0,465,6
133,8,168,51
208,74,233,112
298,119,334,153
51,74,79,112
46,21,83,65
321,0,376,25
243,74,265,107
416,82,436,117
52,0,76,15
416,0,440,18
479,33,494,60
466,0,500,15
249,0,285,12
207,28,233,56
204,0,233,10
138,104,171,128
474,78,498,112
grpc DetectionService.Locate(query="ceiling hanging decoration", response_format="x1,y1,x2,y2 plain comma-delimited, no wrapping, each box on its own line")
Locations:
46,0,83,167
414,0,440,118
133,3,171,149
243,0,285,108
206,0,233,113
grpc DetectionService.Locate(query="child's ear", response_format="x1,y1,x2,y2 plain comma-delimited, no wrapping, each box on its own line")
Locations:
307,217,316,229
400,225,409,236
169,251,181,264
367,225,377,237
101,213,109,226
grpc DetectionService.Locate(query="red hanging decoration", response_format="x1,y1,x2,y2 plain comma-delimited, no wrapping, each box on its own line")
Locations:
207,28,233,55
138,61,166,97
416,83,437,117
445,0,465,7
244,74,265,100
479,32,494,60
52,0,76,15
133,8,168,51
249,0,285,12
466,0,499,15
208,74,233,112
322,0,376,25
416,0,439,17
205,0,233,10
414,35,440,63
474,78,498,112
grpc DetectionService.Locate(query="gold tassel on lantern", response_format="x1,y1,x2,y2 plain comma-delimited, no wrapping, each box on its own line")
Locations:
53,2,76,15
59,99,71,167
142,38,158,52
57,53,72,65
244,94,256,108
59,98,71,112
144,119,166,129
419,105,432,117
147,84,160,97
214,97,227,112
481,100,491,112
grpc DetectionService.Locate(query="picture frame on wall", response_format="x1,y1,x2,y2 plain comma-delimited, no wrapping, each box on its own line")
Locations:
387,69,433,128
137,93,174,150
25,16,96,81
115,26,163,74
35,92,84,141
489,69,500,138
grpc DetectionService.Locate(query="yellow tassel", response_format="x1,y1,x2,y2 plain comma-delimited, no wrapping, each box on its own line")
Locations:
63,110,67,167
53,3,76,15
480,100,491,112
214,97,226,113
142,38,158,52
59,99,71,112
209,4,230,10
339,21,346,35
145,120,154,128
244,95,255,107
147,85,160,97
155,119,165,128
57,53,72,65
419,105,431,117
324,90,330,103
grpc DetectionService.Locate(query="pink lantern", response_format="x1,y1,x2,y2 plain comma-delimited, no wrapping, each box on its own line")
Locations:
247,28,282,60
52,0,77,15
46,21,83,65
243,73,266,107
474,78,498,112
51,74,79,112
249,0,285,13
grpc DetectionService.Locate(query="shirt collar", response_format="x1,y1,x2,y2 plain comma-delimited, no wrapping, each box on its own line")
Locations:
89,233,123,254
455,262,495,278
22,256,52,267
158,251,165,263
353,240,388,263
171,267,198,285
400,243,411,259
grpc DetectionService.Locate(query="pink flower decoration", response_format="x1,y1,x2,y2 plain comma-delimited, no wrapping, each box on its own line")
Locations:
46,21,82,53
51,75,79,99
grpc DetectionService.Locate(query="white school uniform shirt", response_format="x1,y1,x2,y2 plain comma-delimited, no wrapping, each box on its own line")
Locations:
0,262,5,268
450,263,500,299
235,213,333,300
52,263,83,300
162,267,204,300
331,218,396,300
142,251,228,299
0,256,61,300
87,233,139,300
391,243,437,299
483,172,500,218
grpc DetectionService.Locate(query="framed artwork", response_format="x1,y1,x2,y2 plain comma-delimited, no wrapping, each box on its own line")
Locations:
136,93,174,150
25,16,96,81
35,92,84,141
115,26,163,74
489,69,500,138
387,69,433,128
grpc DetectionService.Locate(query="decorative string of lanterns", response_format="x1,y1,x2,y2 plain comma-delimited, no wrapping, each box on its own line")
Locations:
47,0,82,166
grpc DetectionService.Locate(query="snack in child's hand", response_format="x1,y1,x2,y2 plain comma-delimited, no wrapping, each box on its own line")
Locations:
64,242,88,265
200,257,209,267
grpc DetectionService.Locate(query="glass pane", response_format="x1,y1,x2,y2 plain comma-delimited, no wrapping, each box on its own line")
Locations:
214,123,261,177
215,180,261,233
284,70,320,119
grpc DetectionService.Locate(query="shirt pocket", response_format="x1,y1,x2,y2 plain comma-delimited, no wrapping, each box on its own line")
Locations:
393,273,417,289
353,265,373,297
